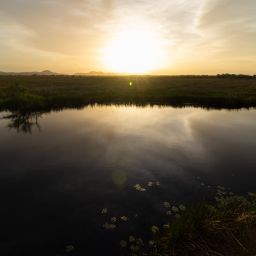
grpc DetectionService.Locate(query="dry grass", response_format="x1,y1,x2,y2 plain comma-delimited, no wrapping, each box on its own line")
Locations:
148,194,256,256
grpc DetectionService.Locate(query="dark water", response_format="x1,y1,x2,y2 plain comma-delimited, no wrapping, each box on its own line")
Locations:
0,106,256,256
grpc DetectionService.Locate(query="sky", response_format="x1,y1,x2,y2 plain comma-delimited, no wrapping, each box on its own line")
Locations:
0,0,255,74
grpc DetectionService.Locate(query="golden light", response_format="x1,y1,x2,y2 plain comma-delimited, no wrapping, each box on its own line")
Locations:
103,21,166,74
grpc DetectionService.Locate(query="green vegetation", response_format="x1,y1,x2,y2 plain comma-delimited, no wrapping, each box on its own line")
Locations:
146,192,256,256
0,75,256,111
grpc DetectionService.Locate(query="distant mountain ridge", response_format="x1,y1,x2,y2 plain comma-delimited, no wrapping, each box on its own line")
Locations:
0,70,124,76
0,70,61,76
0,70,255,77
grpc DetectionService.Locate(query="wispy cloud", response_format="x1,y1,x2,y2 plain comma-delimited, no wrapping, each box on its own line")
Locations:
0,0,255,73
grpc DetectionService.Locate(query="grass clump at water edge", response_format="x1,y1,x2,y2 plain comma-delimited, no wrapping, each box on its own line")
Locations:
144,193,256,256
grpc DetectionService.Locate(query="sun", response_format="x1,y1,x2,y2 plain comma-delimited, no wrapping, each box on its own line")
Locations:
102,22,165,74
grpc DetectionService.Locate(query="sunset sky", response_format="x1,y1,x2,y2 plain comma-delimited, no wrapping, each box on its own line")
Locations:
0,0,255,74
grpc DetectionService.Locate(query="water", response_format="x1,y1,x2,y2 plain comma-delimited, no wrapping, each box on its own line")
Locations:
0,105,256,255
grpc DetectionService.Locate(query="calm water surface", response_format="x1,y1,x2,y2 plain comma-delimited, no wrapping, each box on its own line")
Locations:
0,106,256,255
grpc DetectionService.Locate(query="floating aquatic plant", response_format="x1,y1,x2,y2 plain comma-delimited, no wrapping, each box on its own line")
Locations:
102,222,116,229
133,184,146,192
217,191,224,196
65,245,75,253
120,216,128,221
111,217,117,223
163,202,171,208
148,182,153,187
217,185,225,191
148,240,155,246
151,225,159,233
179,204,186,211
171,206,179,213
101,208,108,214
134,184,140,189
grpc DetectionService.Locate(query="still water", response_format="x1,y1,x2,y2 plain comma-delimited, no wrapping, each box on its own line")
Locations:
0,105,256,255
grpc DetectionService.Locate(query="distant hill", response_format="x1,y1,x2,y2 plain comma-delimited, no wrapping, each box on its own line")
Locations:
0,70,61,76
0,70,123,76
1,70,255,77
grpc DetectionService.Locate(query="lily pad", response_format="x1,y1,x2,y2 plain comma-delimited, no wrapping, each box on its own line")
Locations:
171,206,179,213
163,202,171,208
179,204,186,211
101,208,108,214
111,217,117,222
120,216,128,221
148,240,155,246
103,222,116,229
65,245,75,253
148,182,153,187
151,225,159,233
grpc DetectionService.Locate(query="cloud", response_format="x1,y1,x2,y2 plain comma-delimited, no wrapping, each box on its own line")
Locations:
198,0,256,57
0,1,114,55
0,0,205,55
0,0,255,73
158,0,256,74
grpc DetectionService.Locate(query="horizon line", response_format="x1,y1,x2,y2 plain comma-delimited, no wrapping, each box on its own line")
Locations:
0,70,256,77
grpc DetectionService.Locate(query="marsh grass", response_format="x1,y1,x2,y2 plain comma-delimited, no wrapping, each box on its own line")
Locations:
0,76,256,111
148,194,256,256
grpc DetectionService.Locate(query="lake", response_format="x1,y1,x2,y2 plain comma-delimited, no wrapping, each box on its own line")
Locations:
0,105,256,256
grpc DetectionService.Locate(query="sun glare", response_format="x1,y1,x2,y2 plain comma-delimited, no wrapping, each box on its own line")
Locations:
103,22,165,74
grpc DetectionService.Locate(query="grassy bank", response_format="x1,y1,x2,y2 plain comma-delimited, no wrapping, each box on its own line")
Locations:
0,75,256,111
146,192,256,256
